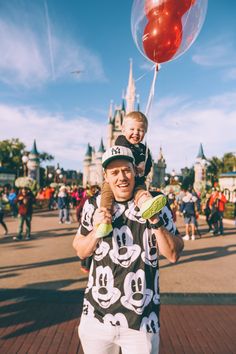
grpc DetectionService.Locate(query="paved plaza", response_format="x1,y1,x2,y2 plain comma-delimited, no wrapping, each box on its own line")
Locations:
0,209,236,353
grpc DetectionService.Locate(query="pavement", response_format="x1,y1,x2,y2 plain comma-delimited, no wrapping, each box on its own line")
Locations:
1,209,236,298
1,209,236,354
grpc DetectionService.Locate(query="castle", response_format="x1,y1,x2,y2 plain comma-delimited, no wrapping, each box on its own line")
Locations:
82,60,167,188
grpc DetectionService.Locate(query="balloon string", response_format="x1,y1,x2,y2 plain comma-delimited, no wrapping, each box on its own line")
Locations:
145,64,159,117
144,64,160,188
135,64,156,82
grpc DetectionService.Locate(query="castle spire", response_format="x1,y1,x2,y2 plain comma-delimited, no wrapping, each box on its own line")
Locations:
108,100,113,122
196,143,207,160
98,138,105,153
125,58,136,114
31,139,39,155
136,94,140,112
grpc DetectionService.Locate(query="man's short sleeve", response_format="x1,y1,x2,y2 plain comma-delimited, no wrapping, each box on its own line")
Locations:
78,199,96,236
159,204,179,235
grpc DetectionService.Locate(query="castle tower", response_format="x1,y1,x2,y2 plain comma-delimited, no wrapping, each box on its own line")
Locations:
27,139,40,184
107,100,114,148
125,58,136,114
151,147,167,188
95,139,106,185
194,143,207,194
83,143,92,187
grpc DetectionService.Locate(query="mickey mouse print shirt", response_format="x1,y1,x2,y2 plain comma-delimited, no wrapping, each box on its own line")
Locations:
78,194,177,334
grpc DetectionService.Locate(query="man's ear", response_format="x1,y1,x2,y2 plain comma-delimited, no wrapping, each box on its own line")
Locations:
104,171,108,183
134,165,138,177
121,124,125,133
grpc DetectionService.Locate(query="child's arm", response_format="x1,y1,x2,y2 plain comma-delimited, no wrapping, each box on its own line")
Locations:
115,135,131,148
144,147,152,177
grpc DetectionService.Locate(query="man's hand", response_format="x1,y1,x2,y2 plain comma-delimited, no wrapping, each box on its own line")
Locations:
93,207,112,228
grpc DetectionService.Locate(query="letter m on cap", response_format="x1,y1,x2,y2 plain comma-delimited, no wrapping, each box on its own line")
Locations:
111,147,121,155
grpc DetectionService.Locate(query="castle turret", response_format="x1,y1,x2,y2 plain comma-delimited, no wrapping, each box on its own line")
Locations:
95,139,105,185
151,146,167,188
27,139,40,184
125,58,136,114
83,143,92,187
194,143,207,194
107,100,113,148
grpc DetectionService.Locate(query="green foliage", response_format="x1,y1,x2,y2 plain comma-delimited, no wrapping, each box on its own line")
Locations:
0,139,54,175
207,152,236,183
181,166,194,190
0,139,25,172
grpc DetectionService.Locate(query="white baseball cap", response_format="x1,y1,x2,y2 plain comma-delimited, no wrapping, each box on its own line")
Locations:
102,145,134,169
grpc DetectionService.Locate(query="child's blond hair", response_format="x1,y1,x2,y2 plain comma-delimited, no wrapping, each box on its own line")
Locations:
123,111,148,132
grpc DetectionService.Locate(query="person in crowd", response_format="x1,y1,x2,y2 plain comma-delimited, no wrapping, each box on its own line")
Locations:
168,192,178,222
0,192,8,235
8,187,18,217
202,193,212,232
180,189,198,240
73,146,183,354
209,189,227,235
233,195,236,226
13,187,35,241
57,186,71,224
36,188,45,208
96,111,167,238
44,185,55,210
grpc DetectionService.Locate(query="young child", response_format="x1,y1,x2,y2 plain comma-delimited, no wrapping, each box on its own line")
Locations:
95,111,167,238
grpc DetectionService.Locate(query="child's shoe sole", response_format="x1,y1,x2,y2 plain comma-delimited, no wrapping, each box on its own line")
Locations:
95,223,113,238
140,195,167,219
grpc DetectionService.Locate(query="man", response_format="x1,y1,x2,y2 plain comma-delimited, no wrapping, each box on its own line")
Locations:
13,187,35,241
209,189,227,235
73,146,183,354
180,189,198,241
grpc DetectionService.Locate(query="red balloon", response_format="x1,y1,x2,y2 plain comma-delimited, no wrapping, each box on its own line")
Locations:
166,0,196,16
145,0,196,20
142,14,183,63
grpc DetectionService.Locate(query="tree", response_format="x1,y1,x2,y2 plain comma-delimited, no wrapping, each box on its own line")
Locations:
0,139,25,172
222,153,236,173
207,152,236,184
0,139,54,175
181,166,194,190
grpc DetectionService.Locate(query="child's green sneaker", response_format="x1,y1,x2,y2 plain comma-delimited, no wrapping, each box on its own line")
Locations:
140,195,167,219
95,223,113,238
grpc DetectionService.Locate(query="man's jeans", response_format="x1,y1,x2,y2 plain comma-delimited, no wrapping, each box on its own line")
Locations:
59,208,70,222
18,215,31,238
79,316,160,354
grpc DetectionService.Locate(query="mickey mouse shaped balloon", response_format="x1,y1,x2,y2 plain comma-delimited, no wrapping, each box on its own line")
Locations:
131,0,208,64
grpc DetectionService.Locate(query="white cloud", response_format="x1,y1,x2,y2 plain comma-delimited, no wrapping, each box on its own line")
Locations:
0,104,106,170
192,37,236,67
147,93,236,172
0,7,106,87
1,91,235,174
223,67,236,81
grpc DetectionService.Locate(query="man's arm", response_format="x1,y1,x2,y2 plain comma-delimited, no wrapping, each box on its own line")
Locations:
73,229,99,259
150,215,184,263
72,207,112,259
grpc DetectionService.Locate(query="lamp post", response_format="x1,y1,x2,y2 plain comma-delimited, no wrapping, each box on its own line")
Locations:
55,165,61,183
22,154,29,177
164,175,169,185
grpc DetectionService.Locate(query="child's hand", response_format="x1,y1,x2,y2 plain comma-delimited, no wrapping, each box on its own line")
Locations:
93,207,112,228
136,161,145,176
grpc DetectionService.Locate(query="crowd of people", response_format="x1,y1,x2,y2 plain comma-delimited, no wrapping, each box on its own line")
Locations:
0,178,234,244
0,184,100,241
165,186,230,241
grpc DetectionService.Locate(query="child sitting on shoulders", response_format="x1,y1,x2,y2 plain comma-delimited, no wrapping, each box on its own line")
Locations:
96,111,167,238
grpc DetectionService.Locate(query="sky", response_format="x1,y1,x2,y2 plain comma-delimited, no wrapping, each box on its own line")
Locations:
0,0,235,174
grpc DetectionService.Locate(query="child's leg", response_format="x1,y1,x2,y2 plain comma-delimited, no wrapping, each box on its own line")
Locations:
100,181,114,211
95,182,114,239
134,184,167,220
